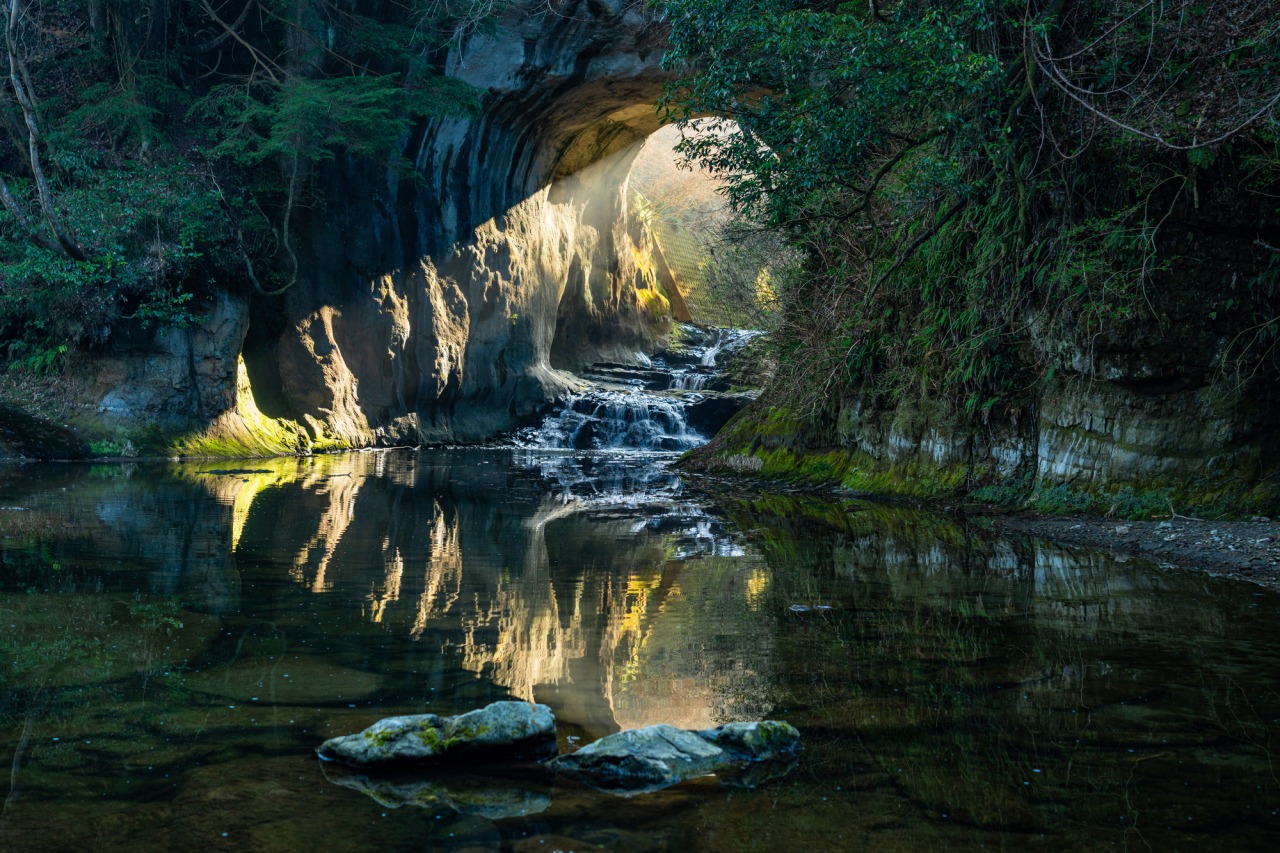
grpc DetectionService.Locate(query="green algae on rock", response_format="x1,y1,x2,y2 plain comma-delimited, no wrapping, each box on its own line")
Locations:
316,701,556,768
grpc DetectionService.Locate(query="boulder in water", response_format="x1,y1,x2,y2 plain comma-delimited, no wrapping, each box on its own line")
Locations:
696,721,803,762
548,720,800,793
685,391,756,438
316,701,556,768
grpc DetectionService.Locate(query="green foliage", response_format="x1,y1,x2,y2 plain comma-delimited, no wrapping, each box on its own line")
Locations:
0,0,487,363
193,73,477,169
661,0,998,229
0,162,224,355
6,343,68,377
1029,483,1095,516
661,0,1280,441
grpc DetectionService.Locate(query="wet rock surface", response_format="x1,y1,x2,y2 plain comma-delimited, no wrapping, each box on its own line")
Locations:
513,325,761,451
317,701,557,768
548,721,800,793
1002,516,1280,590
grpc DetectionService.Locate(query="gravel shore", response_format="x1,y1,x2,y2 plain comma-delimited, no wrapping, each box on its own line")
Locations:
998,514,1280,591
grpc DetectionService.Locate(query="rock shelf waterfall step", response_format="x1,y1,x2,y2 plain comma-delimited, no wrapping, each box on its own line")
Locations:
515,325,761,451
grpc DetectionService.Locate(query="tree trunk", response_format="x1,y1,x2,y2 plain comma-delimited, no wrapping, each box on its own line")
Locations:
2,0,87,260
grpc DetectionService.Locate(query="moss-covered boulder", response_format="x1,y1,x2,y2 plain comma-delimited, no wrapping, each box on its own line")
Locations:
697,721,801,761
316,701,556,768
549,720,800,793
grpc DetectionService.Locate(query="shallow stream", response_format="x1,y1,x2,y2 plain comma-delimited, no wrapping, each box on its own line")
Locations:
1,449,1279,850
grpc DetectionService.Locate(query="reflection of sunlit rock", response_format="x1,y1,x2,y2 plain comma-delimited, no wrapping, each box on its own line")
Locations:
603,556,777,732
293,471,362,592
186,450,779,737
411,507,463,638
190,460,301,551
444,499,776,734
459,579,586,702
368,538,403,624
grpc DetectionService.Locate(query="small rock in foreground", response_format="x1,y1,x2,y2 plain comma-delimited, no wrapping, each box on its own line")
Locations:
317,701,556,768
548,720,800,793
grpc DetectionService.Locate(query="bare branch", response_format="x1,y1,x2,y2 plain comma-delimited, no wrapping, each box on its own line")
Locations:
1034,40,1280,151
185,0,256,56
201,0,282,84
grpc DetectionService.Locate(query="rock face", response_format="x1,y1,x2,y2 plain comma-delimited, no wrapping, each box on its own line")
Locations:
67,1,678,451
41,2,676,451
548,720,801,793
317,701,557,768
272,0,678,445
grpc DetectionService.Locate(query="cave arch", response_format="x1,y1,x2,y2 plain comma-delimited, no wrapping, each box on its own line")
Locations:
239,1,693,447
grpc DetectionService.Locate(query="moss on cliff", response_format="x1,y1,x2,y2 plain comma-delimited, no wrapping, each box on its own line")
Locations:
690,397,1279,519
168,358,315,459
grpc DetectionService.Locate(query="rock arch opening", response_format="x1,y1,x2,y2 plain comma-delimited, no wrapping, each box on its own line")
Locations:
185,3,781,452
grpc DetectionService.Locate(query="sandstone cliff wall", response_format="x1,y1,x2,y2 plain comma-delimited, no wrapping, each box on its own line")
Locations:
66,1,675,450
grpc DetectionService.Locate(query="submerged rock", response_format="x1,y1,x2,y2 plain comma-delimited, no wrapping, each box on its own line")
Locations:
316,701,556,768
548,720,800,793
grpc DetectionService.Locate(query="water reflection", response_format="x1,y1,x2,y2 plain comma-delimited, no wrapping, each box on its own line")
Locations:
0,451,1278,850
195,449,764,734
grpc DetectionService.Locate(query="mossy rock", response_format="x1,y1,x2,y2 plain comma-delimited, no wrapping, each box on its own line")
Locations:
316,701,556,768
549,720,800,793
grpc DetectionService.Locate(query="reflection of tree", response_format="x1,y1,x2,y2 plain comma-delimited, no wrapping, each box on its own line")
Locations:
729,497,1277,841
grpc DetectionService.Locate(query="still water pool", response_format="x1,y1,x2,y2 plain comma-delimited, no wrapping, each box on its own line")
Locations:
1,449,1278,850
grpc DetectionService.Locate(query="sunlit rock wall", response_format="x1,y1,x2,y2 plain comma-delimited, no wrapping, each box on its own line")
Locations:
267,0,674,445
60,1,675,450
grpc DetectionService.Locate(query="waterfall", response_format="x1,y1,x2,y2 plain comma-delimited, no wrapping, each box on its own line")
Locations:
514,390,703,451
511,324,760,452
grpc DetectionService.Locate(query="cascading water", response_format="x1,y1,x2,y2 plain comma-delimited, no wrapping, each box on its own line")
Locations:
512,324,760,453
515,390,704,451
507,324,761,545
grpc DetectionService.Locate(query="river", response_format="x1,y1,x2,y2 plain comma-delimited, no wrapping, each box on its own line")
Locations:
1,448,1278,850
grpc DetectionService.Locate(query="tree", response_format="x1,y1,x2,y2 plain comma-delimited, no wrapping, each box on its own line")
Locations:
0,0,488,361
0,0,87,260
660,0,1280,414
